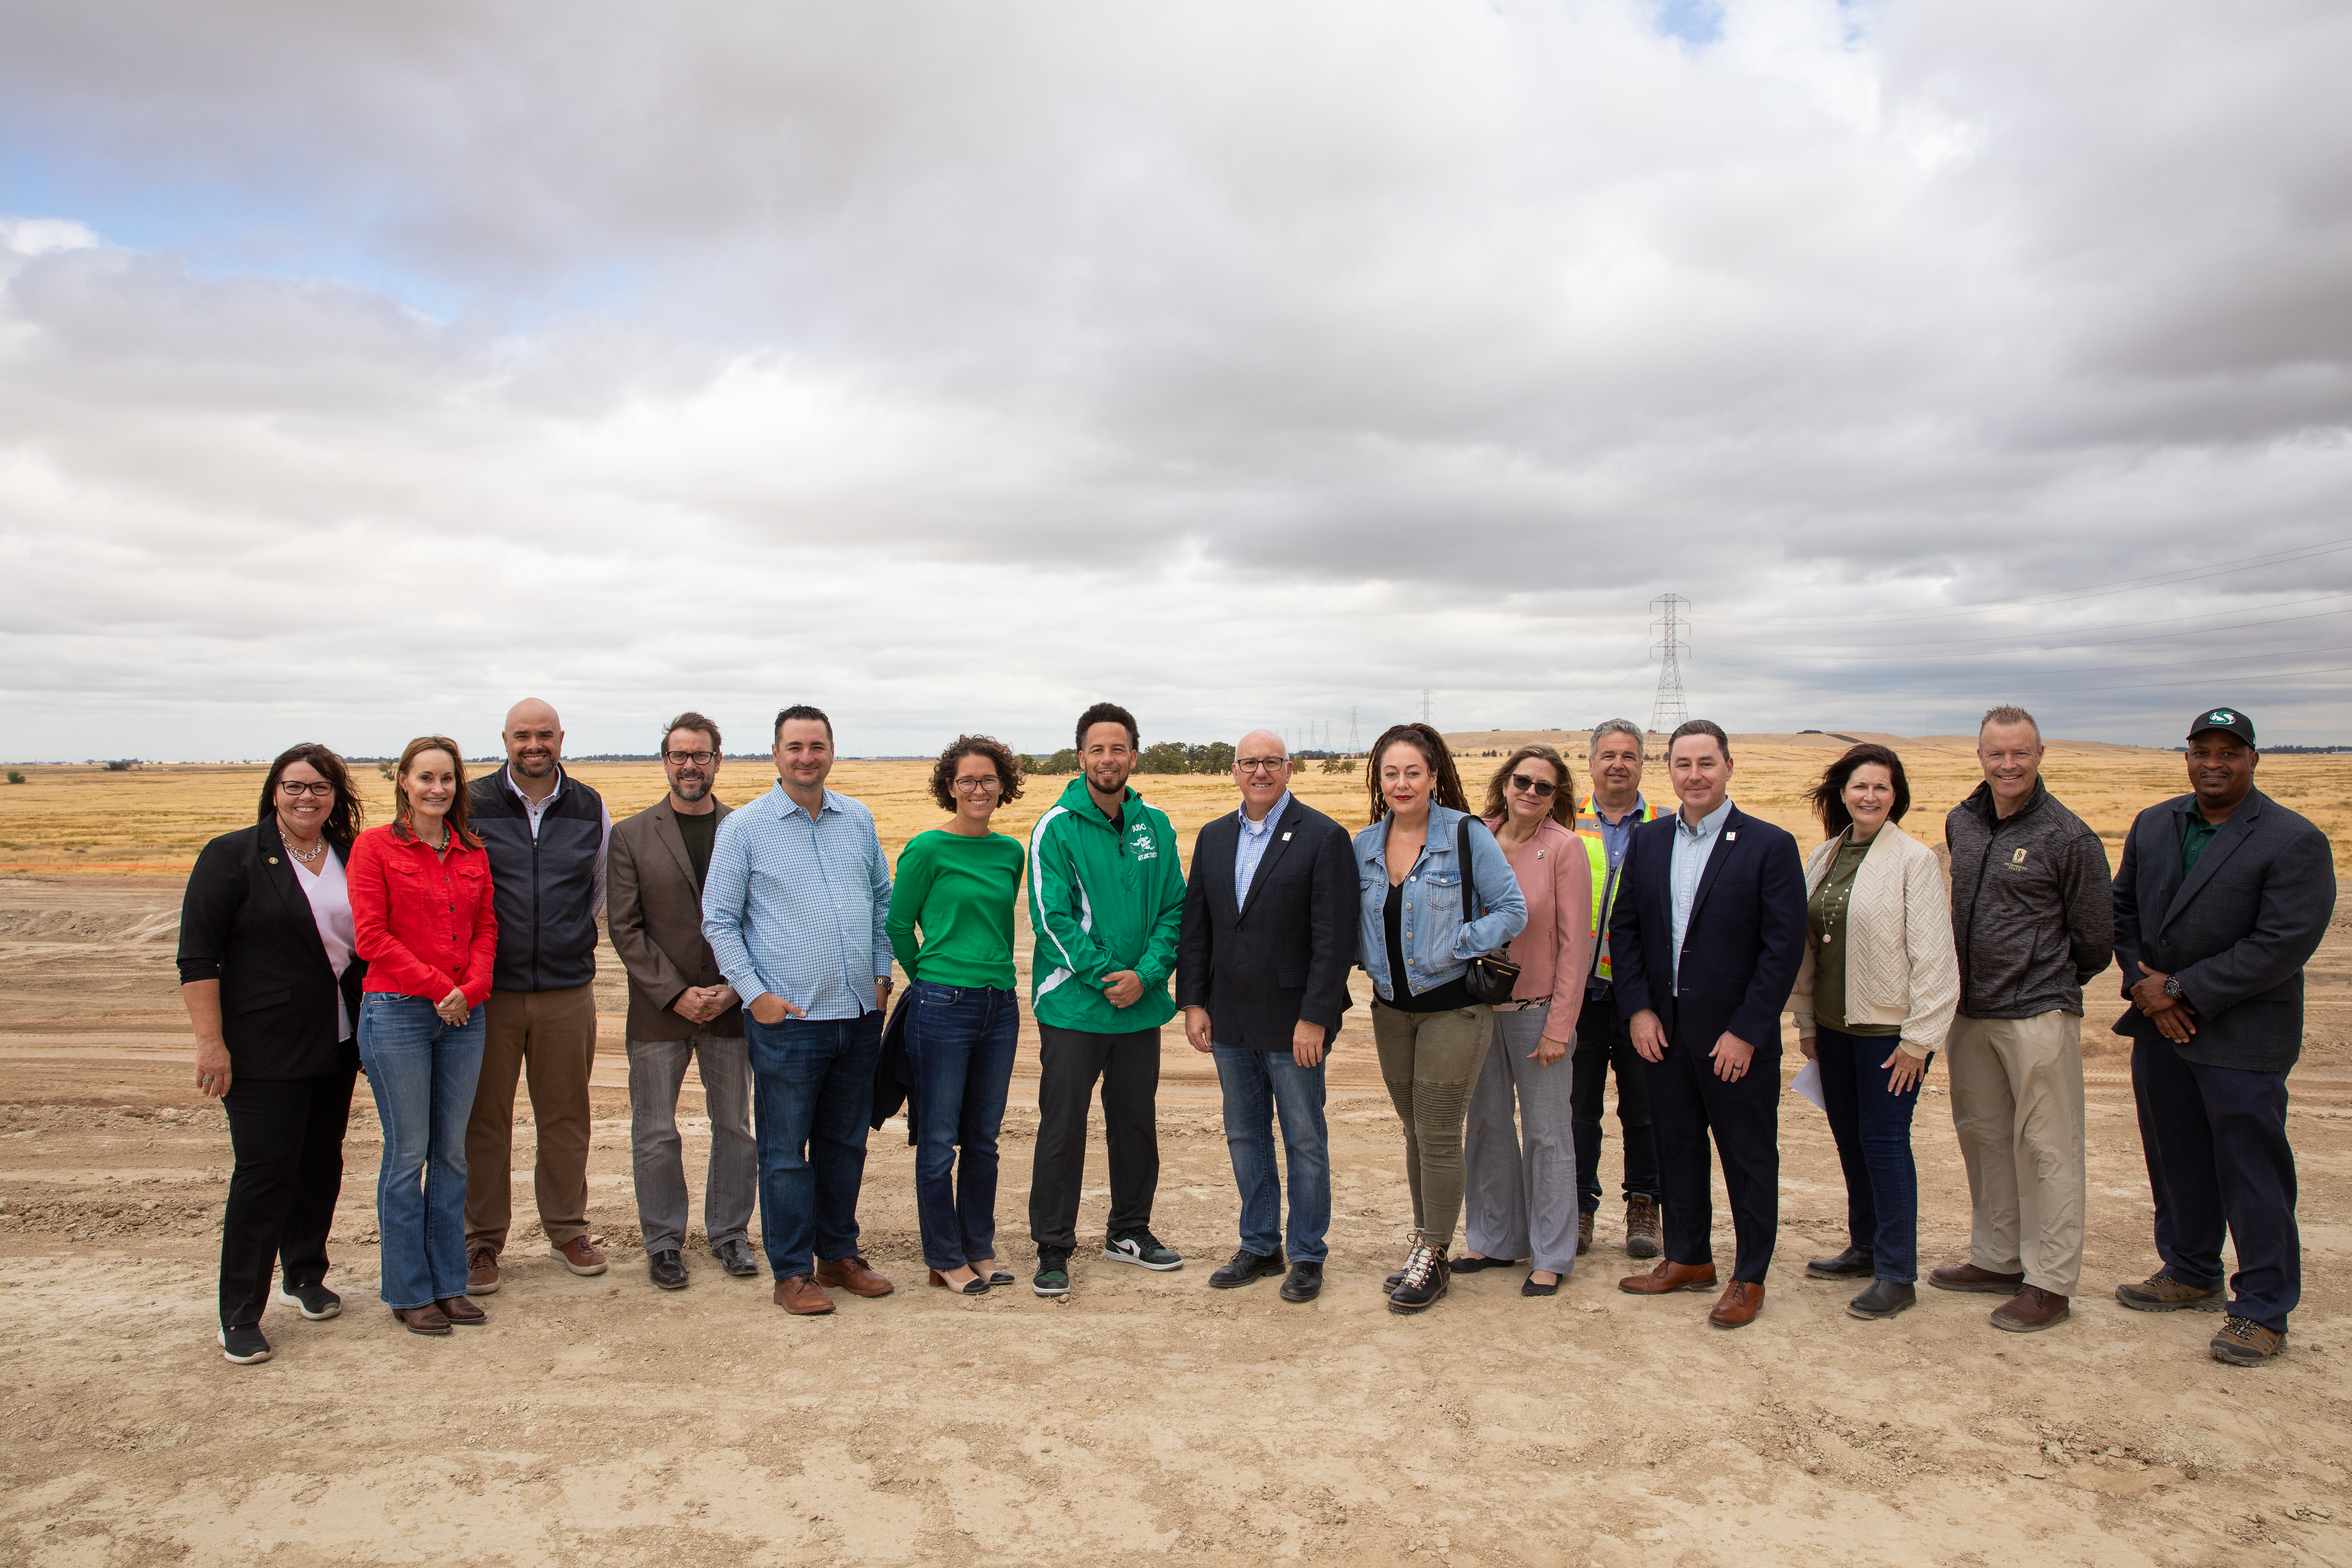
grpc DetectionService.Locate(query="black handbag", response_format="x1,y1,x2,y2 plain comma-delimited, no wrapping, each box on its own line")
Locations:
1455,818,1523,1006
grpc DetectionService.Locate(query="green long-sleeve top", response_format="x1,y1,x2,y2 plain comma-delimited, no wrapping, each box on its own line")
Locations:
886,828,1026,989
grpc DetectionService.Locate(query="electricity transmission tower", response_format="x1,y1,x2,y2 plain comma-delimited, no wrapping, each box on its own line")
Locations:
1649,595,1691,739
1348,706,1359,753
1420,690,1433,726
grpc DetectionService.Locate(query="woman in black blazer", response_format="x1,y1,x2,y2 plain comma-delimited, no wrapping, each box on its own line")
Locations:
178,743,369,1365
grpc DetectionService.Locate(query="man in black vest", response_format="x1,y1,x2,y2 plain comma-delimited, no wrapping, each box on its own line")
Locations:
464,698,614,1293
2112,707,2334,1365
1177,729,1355,1303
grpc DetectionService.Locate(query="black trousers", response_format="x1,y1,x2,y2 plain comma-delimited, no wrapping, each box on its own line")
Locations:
1570,991,1660,1211
219,1065,358,1327
1643,1035,1779,1283
2132,1035,2300,1332
1028,1024,1161,1253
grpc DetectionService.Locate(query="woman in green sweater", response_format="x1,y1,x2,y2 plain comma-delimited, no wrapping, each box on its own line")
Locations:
889,734,1029,1294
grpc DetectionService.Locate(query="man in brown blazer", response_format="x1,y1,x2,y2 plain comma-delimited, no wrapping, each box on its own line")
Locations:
607,712,759,1289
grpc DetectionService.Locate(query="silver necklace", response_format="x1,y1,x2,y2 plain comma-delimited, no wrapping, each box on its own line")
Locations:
281,823,329,865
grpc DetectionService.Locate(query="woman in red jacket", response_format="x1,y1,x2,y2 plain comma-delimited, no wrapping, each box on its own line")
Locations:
349,736,499,1336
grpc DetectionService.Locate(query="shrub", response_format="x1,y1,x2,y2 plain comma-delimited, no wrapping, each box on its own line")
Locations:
4,771,21,785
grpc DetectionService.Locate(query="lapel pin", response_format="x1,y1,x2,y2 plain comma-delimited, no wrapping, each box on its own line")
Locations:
268,856,279,864
1725,831,1738,841
1282,831,1292,840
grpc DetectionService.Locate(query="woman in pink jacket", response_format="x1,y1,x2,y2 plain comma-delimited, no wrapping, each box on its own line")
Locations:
1458,745,1594,1295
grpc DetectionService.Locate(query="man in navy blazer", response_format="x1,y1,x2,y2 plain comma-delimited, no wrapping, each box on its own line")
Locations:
1177,729,1357,1304
1606,720,1807,1328
2111,707,2335,1366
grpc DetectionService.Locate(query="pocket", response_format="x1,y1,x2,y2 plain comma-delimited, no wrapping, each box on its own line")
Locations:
1423,872,1463,911
916,984,965,1007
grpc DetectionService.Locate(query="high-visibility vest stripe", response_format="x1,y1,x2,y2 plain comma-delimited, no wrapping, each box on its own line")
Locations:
1574,795,1657,984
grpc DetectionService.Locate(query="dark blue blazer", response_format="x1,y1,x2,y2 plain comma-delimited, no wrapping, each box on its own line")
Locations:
1607,802,1807,1052
1176,797,1356,1049
2111,788,2335,1073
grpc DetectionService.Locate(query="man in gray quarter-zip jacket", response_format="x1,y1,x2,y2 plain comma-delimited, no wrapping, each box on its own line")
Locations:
1926,706,2113,1335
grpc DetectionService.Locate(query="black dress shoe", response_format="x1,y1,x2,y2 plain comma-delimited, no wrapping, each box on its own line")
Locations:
649,1250,689,1291
1279,1261,1324,1303
1806,1245,1875,1278
1451,1253,1523,1274
1848,1279,1917,1319
1208,1248,1286,1289
712,1238,759,1278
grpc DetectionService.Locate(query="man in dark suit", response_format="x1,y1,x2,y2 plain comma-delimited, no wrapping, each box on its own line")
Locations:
1177,729,1357,1303
607,712,759,1291
1607,719,1807,1328
2111,707,2335,1366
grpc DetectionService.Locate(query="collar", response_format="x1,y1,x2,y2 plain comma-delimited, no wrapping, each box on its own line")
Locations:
1675,798,1733,840
769,780,837,821
504,762,566,808
1240,791,1292,835
1581,792,1651,824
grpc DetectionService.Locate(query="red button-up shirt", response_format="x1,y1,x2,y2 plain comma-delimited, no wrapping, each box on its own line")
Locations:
350,823,499,1006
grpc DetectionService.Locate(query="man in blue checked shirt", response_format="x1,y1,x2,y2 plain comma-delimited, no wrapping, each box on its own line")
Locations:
703,704,897,1316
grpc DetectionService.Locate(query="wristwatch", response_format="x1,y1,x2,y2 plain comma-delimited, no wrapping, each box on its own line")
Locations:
2162,976,2185,1003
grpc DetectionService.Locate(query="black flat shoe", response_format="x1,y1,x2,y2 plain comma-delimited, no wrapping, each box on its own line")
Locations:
1521,1272,1562,1297
1848,1279,1917,1319
1807,1245,1876,1279
1279,1261,1324,1303
1209,1249,1286,1289
1451,1253,1523,1275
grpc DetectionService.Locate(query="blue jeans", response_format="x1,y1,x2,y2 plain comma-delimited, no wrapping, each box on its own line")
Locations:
905,982,1020,1272
357,993,486,1309
745,1010,883,1280
1212,1042,1330,1263
2132,1035,2299,1332
1817,1027,1928,1283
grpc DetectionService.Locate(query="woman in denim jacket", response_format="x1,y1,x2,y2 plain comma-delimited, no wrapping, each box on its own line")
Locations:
1354,723,1528,1313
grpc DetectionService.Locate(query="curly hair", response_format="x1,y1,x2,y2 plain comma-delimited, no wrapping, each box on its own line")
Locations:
1480,744,1573,826
1366,723,1469,822
928,733,1026,813
256,742,365,848
390,736,482,849
1809,742,1912,839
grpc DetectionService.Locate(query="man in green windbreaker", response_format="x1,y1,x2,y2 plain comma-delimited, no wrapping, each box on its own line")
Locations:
1025,701,1189,1297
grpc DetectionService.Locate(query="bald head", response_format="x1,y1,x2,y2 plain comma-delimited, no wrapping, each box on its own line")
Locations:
1233,728,1291,818
1237,728,1286,759
503,697,564,785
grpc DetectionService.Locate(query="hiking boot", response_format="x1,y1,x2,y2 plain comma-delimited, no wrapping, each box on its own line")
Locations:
2210,1315,2285,1365
1387,1235,1449,1314
1104,1230,1182,1270
1624,1196,1661,1259
2116,1272,2223,1313
1577,1210,1594,1255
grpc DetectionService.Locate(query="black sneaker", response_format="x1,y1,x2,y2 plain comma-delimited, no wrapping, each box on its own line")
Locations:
1388,1237,1449,1314
217,1324,271,1365
1033,1249,1072,1298
1104,1230,1183,1270
1208,1248,1285,1288
276,1281,342,1320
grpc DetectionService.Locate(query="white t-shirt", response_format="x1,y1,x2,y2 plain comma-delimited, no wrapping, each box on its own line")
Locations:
295,848,357,1041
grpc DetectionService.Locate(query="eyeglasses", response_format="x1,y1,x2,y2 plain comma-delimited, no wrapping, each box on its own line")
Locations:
278,780,336,798
664,750,718,766
1235,758,1287,775
952,776,1003,795
1510,773,1558,797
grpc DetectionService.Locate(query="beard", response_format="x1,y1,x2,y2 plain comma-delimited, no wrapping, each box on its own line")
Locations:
513,751,557,778
672,773,710,802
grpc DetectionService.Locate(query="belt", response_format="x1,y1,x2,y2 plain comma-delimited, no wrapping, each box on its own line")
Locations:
1493,997,1552,1012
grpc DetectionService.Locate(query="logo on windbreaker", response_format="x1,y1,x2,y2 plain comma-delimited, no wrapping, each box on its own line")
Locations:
1129,824,1158,861
2011,848,2029,865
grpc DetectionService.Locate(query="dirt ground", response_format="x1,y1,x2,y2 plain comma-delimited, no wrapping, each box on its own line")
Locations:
2,748,2349,1566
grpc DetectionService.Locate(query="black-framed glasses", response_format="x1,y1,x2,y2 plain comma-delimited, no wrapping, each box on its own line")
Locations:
1235,758,1287,774
1510,772,1558,797
278,780,336,798
952,776,1003,795
664,750,718,766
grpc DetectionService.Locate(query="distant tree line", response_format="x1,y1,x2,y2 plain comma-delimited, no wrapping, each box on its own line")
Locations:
1030,744,1359,776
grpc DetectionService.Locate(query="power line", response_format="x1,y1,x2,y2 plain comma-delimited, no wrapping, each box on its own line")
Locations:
1717,599,2350,657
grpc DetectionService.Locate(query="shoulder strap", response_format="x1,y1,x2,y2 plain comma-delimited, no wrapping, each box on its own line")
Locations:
1456,817,1480,918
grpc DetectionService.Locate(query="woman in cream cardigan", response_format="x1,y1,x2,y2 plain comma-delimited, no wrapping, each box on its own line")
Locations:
1791,743,1959,1322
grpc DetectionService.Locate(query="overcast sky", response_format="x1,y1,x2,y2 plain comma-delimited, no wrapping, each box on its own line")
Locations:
2,0,2347,761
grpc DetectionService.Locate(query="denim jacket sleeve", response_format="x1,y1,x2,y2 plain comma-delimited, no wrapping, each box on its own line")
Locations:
1455,814,1529,959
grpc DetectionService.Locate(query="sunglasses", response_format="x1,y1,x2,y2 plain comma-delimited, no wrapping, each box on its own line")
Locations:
1510,772,1558,797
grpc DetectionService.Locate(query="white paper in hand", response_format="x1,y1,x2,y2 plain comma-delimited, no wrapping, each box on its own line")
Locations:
1792,1057,1826,1112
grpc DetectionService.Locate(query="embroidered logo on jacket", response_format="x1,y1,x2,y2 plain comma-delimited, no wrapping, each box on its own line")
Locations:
2011,848,2029,865
1129,824,1158,861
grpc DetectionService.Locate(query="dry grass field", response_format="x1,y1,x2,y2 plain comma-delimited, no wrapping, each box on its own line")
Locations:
1,735,2348,1566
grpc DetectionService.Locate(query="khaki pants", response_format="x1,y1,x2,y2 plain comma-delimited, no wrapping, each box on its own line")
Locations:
466,984,598,1253
1946,1011,2085,1297
1371,999,1494,1252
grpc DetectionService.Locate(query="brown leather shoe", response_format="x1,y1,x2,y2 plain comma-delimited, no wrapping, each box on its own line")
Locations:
1929,1261,2024,1294
774,1275,835,1315
552,1235,608,1276
392,1303,452,1336
434,1295,486,1325
2116,1272,2223,1313
1625,1195,1662,1260
1619,1259,1718,1295
466,1245,501,1296
1991,1284,2069,1333
1708,1279,1764,1328
1577,1210,1594,1256
815,1255,895,1298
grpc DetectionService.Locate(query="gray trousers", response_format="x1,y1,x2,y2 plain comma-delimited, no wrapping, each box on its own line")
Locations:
1464,1005,1581,1275
627,1028,757,1254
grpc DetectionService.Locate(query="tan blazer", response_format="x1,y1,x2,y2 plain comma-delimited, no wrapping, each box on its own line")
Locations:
607,799,742,1042
1789,821,1959,1058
